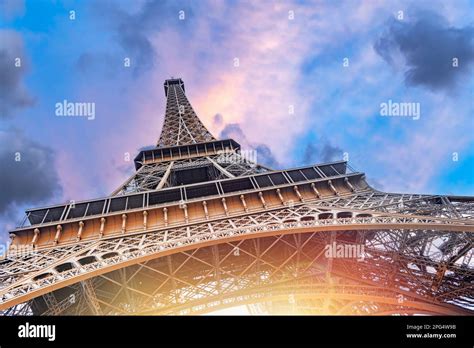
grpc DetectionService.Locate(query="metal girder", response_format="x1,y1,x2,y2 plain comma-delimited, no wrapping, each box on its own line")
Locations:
80,279,102,315
157,82,215,147
1,200,473,313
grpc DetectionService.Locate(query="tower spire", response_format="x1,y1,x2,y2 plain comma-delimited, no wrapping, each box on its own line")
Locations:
158,78,216,147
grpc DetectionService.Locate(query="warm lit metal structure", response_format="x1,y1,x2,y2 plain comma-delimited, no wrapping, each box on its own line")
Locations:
1,78,473,315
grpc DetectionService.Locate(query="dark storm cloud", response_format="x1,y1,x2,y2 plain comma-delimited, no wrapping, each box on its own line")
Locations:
0,30,34,118
374,11,474,91
303,142,343,165
0,129,62,216
220,123,280,169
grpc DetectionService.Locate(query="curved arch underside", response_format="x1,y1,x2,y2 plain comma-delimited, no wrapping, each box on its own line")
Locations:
13,228,473,316
2,199,473,316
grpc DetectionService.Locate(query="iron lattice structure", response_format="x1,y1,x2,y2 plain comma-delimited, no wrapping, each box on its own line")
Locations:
1,78,473,316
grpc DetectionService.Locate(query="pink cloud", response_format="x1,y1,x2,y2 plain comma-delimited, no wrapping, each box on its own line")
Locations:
68,0,474,197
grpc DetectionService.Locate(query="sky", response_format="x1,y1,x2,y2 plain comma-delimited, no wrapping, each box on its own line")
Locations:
0,0,473,250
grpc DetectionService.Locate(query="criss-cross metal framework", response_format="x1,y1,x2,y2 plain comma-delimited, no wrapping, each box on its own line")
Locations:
157,79,216,147
1,78,473,315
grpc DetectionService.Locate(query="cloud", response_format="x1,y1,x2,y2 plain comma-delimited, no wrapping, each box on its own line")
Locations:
254,144,280,169
374,10,474,92
0,30,35,118
220,123,280,168
302,141,343,165
0,129,62,217
11,0,470,211
212,113,224,128
219,123,244,143
91,1,395,167
0,0,25,21
75,52,119,78
91,0,197,74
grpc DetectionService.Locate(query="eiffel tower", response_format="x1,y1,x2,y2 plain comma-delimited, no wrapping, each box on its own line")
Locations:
1,78,473,315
